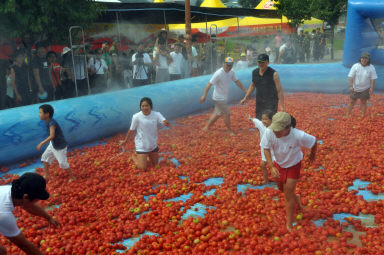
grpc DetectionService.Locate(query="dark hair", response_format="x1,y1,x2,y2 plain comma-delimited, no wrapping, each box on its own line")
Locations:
47,51,56,58
13,49,25,59
39,104,54,118
35,42,46,50
11,173,49,201
140,97,153,109
290,115,296,128
261,110,274,120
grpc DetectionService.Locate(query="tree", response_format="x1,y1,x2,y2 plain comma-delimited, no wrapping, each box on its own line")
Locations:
238,0,261,9
273,0,312,32
310,0,347,60
0,0,104,45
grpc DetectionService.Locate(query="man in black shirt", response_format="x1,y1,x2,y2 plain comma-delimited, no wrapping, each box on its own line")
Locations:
32,44,53,102
240,53,285,119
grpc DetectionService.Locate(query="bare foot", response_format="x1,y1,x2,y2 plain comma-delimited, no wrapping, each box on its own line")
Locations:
286,224,293,232
228,130,235,136
202,126,209,132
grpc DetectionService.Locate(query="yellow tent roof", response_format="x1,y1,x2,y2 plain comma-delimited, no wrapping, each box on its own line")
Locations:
153,0,164,2
255,0,276,10
200,0,226,8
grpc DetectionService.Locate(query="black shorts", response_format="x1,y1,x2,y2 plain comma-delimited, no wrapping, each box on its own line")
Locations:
136,147,159,154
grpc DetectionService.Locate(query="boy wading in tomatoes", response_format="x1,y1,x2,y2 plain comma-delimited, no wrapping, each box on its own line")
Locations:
260,112,317,231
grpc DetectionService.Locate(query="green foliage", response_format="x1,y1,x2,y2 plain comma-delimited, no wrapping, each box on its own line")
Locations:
238,0,261,9
273,0,312,30
0,0,104,44
310,0,347,27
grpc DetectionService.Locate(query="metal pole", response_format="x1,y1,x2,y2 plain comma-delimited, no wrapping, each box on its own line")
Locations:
116,12,122,44
69,27,78,97
163,10,168,47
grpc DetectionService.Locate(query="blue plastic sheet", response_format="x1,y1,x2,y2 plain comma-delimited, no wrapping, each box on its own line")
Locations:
203,189,216,196
166,193,193,203
181,203,217,220
237,182,278,194
116,231,159,252
349,179,384,201
202,177,224,186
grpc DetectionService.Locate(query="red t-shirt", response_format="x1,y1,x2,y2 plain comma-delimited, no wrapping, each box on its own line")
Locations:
50,62,62,87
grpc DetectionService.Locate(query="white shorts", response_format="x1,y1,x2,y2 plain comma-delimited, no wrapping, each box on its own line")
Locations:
41,142,69,169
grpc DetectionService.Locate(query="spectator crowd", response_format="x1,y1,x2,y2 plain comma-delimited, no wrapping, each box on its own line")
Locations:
0,28,328,110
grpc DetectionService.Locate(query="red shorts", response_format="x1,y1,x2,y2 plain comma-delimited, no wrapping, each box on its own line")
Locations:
274,161,301,190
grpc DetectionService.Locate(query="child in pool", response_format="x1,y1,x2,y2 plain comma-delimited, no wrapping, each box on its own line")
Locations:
250,110,274,184
122,97,171,170
261,112,316,231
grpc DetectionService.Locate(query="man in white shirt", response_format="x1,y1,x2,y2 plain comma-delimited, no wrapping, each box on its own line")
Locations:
346,52,378,118
153,39,170,83
132,43,152,87
234,53,249,70
191,37,199,77
200,57,247,135
169,44,183,81
88,48,108,94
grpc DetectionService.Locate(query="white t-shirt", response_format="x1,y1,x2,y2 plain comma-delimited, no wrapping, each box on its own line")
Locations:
348,63,377,92
0,185,20,238
169,52,183,75
132,53,152,80
130,111,166,152
252,118,274,162
191,46,198,68
210,67,238,102
153,51,169,69
260,128,316,168
235,60,248,70
88,58,108,75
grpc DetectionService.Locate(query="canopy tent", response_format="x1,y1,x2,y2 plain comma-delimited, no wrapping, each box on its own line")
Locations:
168,0,322,38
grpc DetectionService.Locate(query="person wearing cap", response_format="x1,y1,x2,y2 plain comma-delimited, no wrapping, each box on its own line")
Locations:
260,112,317,231
234,53,248,70
200,57,247,135
345,52,377,118
240,53,285,119
0,172,60,254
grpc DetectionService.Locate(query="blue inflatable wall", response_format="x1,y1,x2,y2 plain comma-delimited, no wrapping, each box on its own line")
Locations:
343,0,384,67
1,63,383,165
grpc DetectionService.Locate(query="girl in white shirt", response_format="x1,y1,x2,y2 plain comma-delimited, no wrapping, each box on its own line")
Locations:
261,112,317,231
122,97,170,170
250,110,274,184
346,52,377,118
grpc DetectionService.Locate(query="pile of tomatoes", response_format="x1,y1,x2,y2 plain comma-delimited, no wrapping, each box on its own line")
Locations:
1,93,384,254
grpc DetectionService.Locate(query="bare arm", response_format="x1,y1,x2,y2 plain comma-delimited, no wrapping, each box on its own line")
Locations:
8,232,43,255
10,68,21,101
33,68,44,93
200,82,213,103
349,77,354,93
273,72,285,112
22,203,60,228
308,140,317,162
123,129,135,144
240,82,255,104
37,125,55,151
234,80,247,93
277,48,285,64
370,79,375,95
264,148,279,178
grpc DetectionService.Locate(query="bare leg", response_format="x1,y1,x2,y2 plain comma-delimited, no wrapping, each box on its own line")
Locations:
360,99,368,117
148,152,159,168
345,98,357,117
43,162,50,180
283,178,299,231
131,153,148,170
261,161,269,184
296,194,303,211
203,113,220,131
65,168,75,181
223,113,234,135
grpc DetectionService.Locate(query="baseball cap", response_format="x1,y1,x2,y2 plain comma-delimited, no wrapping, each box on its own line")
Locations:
37,91,48,100
18,173,50,200
240,53,246,57
257,53,269,62
361,52,370,59
225,57,234,65
265,47,271,52
269,112,291,132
